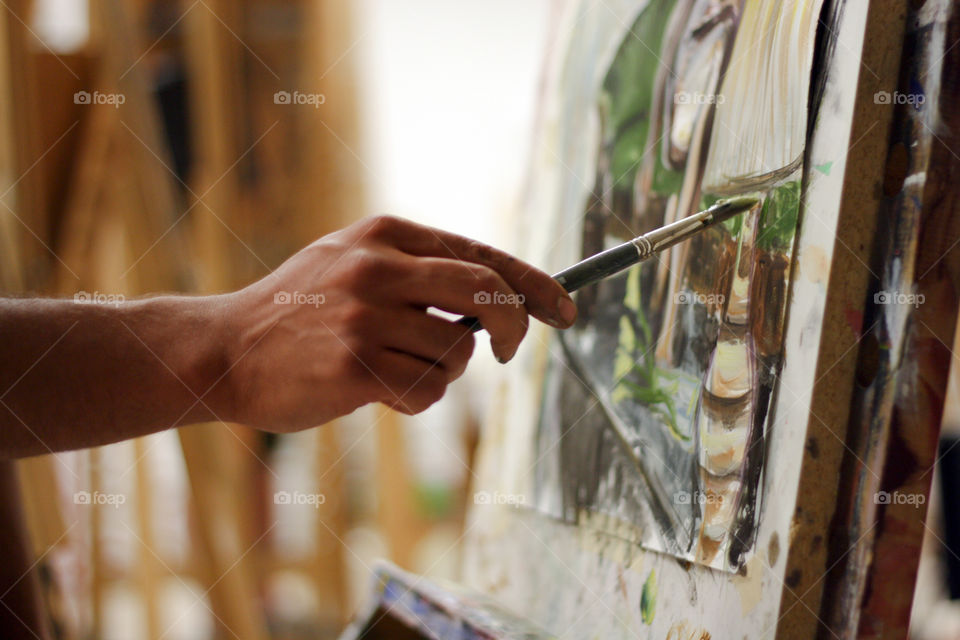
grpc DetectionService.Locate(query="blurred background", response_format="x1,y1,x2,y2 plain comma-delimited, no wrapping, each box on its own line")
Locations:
0,1,550,638
5,2,960,639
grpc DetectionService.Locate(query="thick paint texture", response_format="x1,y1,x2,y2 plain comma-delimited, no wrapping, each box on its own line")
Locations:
531,0,820,572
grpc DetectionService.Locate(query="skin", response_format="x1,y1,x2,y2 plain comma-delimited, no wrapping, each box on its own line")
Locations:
0,215,577,458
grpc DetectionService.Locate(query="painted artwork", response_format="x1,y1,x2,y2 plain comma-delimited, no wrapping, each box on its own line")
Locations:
532,0,822,571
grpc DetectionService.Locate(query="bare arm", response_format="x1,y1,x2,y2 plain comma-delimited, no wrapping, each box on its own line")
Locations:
0,216,576,458
0,294,235,457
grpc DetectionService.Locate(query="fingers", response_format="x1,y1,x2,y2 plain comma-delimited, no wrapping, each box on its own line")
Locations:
376,308,475,381
358,216,577,329
373,349,450,415
396,257,529,362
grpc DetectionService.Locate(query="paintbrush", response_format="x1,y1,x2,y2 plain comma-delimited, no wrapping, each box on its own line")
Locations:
457,195,759,332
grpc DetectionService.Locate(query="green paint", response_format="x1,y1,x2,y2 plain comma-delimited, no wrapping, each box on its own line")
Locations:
641,569,657,624
612,269,690,442
602,2,682,203
756,180,801,251
612,315,638,403
814,161,833,175
701,193,746,237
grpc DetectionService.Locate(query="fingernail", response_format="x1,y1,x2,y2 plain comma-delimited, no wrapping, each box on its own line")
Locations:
494,344,517,364
557,296,577,327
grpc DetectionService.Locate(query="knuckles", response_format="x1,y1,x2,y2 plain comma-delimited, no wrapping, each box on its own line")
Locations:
444,333,475,379
329,303,380,382
421,374,448,404
335,339,375,384
346,248,389,285
357,215,405,242
463,264,503,295
337,247,409,295
405,372,447,413
338,300,375,331
465,239,511,271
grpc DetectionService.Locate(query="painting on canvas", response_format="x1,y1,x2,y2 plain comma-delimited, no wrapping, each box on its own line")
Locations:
532,0,823,571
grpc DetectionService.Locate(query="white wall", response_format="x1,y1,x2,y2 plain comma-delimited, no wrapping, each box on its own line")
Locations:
357,0,551,247
355,1,554,490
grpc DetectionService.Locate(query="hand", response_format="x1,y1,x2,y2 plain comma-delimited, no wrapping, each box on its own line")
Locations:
221,215,577,431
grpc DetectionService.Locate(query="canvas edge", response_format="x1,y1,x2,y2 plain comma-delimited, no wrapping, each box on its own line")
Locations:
773,0,913,637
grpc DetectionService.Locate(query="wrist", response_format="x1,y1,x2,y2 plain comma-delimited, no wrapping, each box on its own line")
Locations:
191,293,241,424
136,294,240,425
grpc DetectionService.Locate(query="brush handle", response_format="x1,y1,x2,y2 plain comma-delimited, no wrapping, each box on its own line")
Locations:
453,195,757,334
456,240,644,333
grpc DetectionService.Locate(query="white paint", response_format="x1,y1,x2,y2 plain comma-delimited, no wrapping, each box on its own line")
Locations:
463,0,875,636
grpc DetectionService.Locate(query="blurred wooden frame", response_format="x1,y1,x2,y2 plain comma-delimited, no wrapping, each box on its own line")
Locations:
0,0,446,636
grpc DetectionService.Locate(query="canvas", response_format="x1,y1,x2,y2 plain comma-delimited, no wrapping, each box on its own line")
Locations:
531,0,821,572
464,0,953,636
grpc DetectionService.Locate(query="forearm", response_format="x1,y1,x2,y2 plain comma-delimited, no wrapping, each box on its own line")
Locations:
0,295,236,458
0,216,575,456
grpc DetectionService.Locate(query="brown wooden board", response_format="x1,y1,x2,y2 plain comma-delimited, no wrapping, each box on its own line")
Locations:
818,2,960,637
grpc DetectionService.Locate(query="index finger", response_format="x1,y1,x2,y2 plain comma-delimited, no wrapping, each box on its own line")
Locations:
366,216,577,328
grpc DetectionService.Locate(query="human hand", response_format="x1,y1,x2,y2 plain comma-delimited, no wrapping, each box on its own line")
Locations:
221,215,577,431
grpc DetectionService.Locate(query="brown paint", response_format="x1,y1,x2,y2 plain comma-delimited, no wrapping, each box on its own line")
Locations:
785,569,802,589
688,226,738,316
768,532,781,566
855,332,880,387
750,249,790,357
811,534,823,555
882,142,909,197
